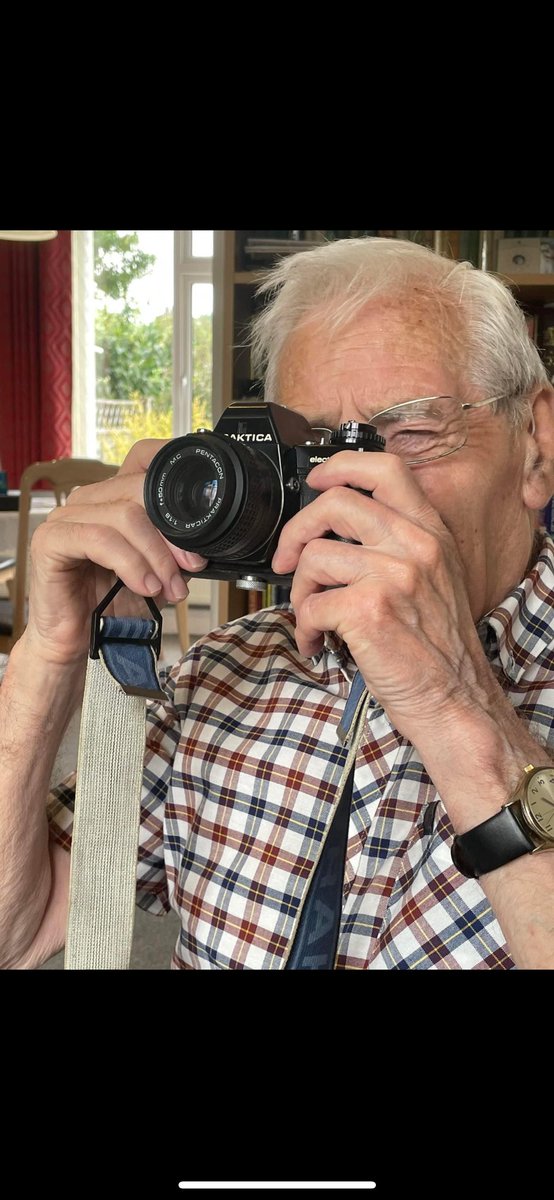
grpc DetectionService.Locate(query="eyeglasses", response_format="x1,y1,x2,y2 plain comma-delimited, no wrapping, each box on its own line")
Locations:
369,393,507,465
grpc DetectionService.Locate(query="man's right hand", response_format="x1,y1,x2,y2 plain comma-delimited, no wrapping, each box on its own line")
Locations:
22,439,207,666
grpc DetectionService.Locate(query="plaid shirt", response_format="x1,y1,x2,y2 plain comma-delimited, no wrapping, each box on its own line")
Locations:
48,534,554,970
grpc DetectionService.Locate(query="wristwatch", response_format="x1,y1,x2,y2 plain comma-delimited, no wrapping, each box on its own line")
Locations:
451,764,554,879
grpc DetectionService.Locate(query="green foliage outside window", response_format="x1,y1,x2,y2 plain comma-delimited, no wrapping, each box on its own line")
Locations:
94,232,213,467
191,313,212,432
97,393,173,465
95,307,173,405
94,231,155,300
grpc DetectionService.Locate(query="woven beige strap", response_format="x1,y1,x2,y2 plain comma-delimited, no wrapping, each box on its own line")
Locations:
64,654,146,970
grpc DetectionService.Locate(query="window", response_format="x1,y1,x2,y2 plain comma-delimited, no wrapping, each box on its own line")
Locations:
93,230,174,465
71,230,217,639
71,230,214,460
174,231,213,437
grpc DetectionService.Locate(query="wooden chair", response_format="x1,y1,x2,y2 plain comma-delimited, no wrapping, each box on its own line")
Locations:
175,598,189,652
0,457,117,654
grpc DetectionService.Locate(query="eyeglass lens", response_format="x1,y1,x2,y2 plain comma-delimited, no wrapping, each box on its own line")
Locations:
371,396,466,463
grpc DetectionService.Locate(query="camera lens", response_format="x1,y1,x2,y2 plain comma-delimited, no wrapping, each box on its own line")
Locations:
144,432,283,560
165,459,220,523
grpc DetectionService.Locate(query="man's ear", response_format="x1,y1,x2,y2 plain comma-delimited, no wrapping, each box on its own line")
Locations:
522,386,554,511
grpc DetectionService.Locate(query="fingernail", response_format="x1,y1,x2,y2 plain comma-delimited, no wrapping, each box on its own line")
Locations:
166,544,207,569
171,574,189,601
144,573,163,595
184,552,208,568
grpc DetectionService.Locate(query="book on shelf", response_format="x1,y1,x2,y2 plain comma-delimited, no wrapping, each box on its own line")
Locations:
383,230,435,247
324,230,379,240
236,378,264,400
522,307,539,342
244,238,316,254
246,583,291,613
237,231,300,270
538,303,554,381
458,231,481,267
520,303,554,379
504,231,552,238
241,235,320,269
442,230,461,259
538,305,554,341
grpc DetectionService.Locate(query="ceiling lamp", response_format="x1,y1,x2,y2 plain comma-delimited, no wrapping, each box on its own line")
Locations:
0,231,58,241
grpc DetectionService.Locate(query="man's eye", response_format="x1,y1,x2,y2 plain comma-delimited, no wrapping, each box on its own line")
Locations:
384,428,442,454
389,426,438,436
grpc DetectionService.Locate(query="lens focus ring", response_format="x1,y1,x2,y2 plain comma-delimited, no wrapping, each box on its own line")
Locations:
144,432,283,561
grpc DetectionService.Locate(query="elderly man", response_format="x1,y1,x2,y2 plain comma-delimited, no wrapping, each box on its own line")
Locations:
2,235,554,969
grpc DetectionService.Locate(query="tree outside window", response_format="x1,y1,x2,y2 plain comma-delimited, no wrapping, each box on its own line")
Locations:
93,231,213,464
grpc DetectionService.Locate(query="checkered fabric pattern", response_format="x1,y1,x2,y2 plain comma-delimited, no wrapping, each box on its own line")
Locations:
47,535,554,969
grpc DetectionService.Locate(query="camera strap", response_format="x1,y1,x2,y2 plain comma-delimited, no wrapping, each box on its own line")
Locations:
64,573,368,972
64,580,164,970
284,671,369,969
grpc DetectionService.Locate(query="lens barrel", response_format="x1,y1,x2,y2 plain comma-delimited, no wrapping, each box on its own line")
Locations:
144,433,283,560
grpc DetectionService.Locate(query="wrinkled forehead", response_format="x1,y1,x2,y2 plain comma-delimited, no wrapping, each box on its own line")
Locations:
277,299,465,420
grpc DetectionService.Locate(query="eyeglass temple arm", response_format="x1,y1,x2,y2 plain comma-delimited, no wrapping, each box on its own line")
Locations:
460,394,506,412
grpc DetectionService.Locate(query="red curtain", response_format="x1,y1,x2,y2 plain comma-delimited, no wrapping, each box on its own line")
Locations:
0,231,72,488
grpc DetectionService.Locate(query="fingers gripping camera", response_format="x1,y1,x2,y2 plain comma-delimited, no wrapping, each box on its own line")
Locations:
144,401,384,590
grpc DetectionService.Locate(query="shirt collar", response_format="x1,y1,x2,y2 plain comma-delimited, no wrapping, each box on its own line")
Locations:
479,532,554,685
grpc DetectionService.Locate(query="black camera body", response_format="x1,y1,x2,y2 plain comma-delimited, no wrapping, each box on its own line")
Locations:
144,401,384,590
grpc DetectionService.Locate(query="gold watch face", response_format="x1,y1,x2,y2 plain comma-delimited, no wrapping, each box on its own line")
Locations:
521,769,554,839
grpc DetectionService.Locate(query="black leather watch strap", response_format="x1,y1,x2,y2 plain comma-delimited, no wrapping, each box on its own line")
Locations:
451,805,535,879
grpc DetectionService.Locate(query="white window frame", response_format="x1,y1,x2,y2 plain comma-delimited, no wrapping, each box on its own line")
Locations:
173,231,218,626
72,230,218,630
173,231,213,436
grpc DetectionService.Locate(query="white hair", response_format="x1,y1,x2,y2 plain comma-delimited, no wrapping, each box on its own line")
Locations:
249,237,549,427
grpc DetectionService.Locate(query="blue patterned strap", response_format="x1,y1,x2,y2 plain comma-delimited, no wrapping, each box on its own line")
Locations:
97,616,165,700
337,669,367,744
285,670,369,970
89,577,165,700
284,763,355,970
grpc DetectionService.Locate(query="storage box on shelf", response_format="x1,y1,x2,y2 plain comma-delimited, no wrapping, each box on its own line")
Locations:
497,237,554,276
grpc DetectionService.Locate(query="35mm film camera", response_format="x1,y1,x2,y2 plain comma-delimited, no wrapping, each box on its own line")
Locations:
144,401,384,590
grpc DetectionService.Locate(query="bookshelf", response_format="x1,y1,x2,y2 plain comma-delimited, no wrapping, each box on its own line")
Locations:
213,232,554,416
212,231,328,420
497,274,554,305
